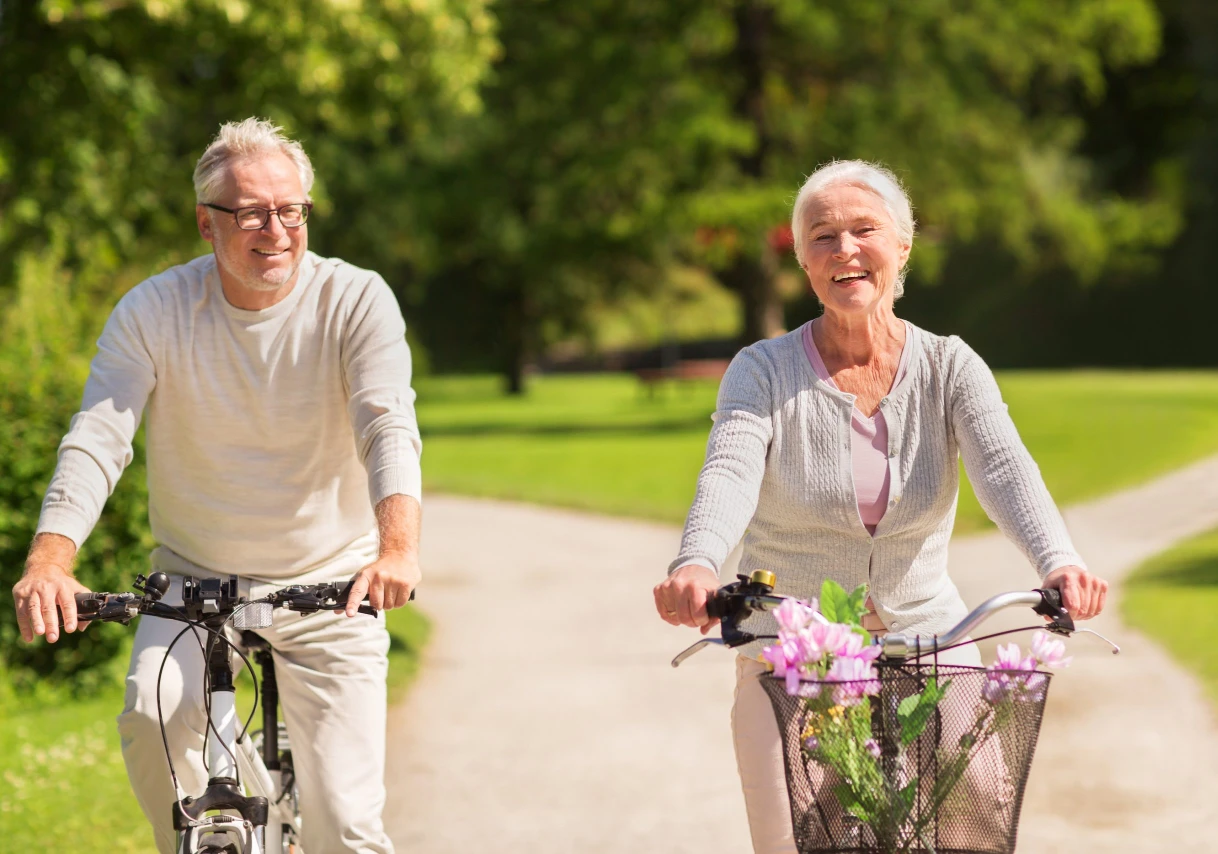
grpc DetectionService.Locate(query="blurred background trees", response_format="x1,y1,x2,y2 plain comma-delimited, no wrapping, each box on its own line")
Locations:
4,0,1218,687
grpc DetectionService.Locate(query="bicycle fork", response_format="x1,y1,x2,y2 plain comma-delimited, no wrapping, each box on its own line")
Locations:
174,627,270,854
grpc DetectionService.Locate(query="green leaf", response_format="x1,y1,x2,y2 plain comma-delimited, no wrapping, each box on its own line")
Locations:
846,584,869,623
897,678,952,748
819,579,852,624
833,783,872,822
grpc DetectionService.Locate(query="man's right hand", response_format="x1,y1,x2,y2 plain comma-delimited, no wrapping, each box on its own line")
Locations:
653,564,721,635
13,534,88,643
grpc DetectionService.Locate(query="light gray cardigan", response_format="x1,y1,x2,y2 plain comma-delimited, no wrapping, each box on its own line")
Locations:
671,322,1083,644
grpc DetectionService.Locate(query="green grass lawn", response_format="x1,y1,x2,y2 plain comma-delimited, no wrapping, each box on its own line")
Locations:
418,370,1218,533
0,606,428,850
1122,526,1218,706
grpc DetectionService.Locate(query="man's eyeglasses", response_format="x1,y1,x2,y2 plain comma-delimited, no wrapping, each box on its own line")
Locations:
203,202,312,230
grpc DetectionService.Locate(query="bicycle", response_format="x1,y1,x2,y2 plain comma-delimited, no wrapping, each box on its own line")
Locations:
74,571,382,854
672,570,1121,854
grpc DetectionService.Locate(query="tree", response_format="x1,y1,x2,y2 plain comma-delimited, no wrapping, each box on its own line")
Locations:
0,0,497,308
409,0,1176,388
684,0,1174,344
409,0,724,391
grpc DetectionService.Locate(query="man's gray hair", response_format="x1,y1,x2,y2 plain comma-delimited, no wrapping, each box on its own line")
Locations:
791,160,916,297
193,117,315,205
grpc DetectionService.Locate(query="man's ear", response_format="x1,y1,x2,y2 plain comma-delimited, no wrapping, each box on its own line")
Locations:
196,205,215,243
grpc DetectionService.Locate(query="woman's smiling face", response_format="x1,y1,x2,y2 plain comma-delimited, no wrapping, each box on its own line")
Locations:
800,184,911,315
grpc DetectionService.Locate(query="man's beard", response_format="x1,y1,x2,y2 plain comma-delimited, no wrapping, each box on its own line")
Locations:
214,235,301,292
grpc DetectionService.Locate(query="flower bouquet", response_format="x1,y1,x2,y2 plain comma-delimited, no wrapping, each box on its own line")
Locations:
758,580,1070,854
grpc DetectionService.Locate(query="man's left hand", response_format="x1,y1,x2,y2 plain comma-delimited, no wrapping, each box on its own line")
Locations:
1042,564,1108,621
344,552,420,616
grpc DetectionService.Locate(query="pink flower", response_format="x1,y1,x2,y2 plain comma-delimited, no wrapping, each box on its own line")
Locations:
806,622,854,660
826,656,882,707
1031,632,1072,669
864,738,881,759
773,598,819,633
981,675,1011,705
1022,672,1048,703
984,642,1050,705
993,643,1028,671
761,636,800,678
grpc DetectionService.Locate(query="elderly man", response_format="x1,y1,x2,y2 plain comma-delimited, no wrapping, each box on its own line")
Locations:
11,118,419,853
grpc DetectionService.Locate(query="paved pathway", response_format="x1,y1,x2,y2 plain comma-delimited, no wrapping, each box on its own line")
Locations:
385,454,1218,853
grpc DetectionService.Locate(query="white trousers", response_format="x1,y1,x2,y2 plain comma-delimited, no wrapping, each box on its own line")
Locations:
117,572,394,854
732,643,984,854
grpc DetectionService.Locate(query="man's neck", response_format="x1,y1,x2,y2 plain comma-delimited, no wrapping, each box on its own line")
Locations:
216,263,302,311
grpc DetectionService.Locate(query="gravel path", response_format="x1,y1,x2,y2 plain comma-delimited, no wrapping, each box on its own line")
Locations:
385,454,1218,853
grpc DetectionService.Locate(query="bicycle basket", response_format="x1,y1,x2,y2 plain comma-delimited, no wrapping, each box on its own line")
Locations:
760,664,1049,854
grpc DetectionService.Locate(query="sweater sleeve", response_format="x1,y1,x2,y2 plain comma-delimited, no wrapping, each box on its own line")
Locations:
341,274,423,506
36,286,160,548
948,339,1084,578
669,346,775,575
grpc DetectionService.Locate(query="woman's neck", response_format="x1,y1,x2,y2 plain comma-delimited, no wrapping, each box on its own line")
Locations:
813,304,906,369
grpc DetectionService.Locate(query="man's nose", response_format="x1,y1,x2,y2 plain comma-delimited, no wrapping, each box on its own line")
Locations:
261,211,289,238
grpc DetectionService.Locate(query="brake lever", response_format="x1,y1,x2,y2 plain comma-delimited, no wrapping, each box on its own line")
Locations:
671,638,725,668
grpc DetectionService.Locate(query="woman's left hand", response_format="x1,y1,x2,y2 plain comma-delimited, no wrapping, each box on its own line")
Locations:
1041,565,1108,620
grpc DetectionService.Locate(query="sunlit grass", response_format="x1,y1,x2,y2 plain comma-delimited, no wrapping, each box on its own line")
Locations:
1122,526,1218,708
418,370,1218,532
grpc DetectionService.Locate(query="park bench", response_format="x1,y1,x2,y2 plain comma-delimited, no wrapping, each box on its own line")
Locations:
633,358,731,396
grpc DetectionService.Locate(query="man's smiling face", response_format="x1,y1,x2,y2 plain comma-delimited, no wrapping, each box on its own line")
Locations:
197,153,309,301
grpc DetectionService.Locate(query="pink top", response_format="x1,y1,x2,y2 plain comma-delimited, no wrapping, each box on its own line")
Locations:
803,321,911,536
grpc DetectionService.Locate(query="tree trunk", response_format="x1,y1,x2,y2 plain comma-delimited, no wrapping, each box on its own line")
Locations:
719,246,785,345
501,283,529,395
721,0,784,345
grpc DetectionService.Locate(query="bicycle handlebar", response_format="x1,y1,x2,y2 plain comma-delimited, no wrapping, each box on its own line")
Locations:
72,572,408,626
671,571,1098,667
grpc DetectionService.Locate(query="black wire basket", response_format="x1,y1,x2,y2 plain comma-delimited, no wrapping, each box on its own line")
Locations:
760,664,1050,854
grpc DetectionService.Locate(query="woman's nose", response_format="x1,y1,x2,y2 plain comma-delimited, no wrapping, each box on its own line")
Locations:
833,233,859,258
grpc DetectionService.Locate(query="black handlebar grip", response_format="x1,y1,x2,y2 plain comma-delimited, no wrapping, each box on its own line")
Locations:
358,604,379,617
1040,588,1063,610
74,592,103,616
705,592,725,620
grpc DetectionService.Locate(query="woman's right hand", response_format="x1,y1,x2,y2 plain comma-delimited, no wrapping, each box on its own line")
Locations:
654,564,721,635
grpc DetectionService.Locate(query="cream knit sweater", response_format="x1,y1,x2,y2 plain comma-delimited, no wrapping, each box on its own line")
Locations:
37,251,421,581
671,322,1083,642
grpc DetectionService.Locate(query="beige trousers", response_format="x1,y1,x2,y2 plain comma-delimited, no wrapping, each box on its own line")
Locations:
117,572,394,854
732,643,984,854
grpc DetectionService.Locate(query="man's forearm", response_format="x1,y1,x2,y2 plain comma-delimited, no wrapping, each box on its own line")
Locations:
375,493,420,558
26,532,78,576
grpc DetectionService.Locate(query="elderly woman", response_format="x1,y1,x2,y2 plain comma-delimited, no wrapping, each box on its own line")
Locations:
653,160,1108,854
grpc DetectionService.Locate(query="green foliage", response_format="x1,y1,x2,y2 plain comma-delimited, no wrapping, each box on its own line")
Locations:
411,0,717,383
0,0,497,311
818,579,868,629
896,677,950,749
0,254,155,694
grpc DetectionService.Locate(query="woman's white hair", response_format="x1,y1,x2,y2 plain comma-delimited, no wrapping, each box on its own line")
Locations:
193,117,315,205
791,160,916,297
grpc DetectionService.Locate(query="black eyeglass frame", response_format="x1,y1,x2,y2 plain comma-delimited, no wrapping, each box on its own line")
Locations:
202,202,313,230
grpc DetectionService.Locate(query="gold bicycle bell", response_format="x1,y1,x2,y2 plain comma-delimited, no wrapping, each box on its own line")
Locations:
749,569,776,588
